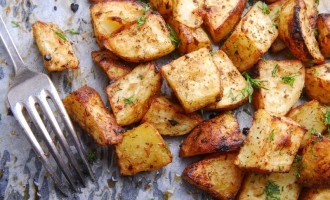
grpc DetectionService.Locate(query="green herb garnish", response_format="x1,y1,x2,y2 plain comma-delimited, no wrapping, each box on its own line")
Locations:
242,72,269,103
124,95,137,105
258,2,270,15
269,130,275,142
87,151,97,163
53,30,67,41
140,2,150,13
281,74,298,87
310,127,317,135
293,154,303,177
138,74,144,80
137,16,146,26
11,21,20,28
325,109,330,132
272,64,278,77
166,24,180,47
66,29,80,35
264,181,280,200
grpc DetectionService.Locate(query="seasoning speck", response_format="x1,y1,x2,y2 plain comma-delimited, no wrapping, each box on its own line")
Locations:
53,6,57,11
70,3,79,13
44,54,52,61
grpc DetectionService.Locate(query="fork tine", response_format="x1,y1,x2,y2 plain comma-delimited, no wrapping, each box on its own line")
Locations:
12,103,70,196
47,87,95,181
36,90,86,186
24,96,79,192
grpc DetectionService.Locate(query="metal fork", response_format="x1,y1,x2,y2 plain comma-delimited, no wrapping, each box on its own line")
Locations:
0,17,95,194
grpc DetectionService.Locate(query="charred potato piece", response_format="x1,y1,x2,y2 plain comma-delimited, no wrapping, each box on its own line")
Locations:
180,113,243,157
305,63,330,105
299,188,330,200
235,109,306,172
278,0,324,64
203,0,246,43
63,86,123,145
90,1,144,48
287,100,329,148
317,14,330,58
238,168,301,200
167,17,211,55
141,96,203,136
149,0,173,19
91,50,133,81
104,13,175,62
253,60,305,116
206,50,248,110
32,21,79,72
183,153,244,200
106,62,161,126
115,123,172,175
173,0,204,28
298,135,330,187
220,1,278,72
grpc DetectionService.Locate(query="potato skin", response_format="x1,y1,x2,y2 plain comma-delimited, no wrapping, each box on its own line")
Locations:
173,0,204,28
149,0,173,19
63,85,124,145
299,188,330,200
91,50,133,81
317,14,330,58
180,113,243,157
32,21,79,72
305,63,330,105
278,0,324,64
183,153,244,200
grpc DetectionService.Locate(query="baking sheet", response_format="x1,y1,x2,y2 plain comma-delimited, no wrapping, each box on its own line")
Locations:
0,0,328,199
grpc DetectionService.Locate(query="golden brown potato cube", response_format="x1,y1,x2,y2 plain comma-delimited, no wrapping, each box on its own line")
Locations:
106,62,161,126
115,123,172,175
287,100,329,148
203,0,246,43
238,168,301,200
149,0,173,19
298,135,330,187
173,0,204,28
317,14,330,58
305,63,330,105
180,113,243,157
63,85,123,145
183,153,244,200
253,60,305,116
235,109,306,173
32,21,78,72
299,188,330,200
161,48,222,113
90,1,144,48
220,1,278,72
279,0,324,64
91,50,133,81
141,96,203,136
167,17,211,55
206,50,248,110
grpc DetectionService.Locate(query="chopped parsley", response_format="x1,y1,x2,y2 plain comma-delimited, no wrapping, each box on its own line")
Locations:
137,16,146,26
264,181,280,200
11,21,20,28
269,130,275,142
313,28,319,38
140,2,150,13
53,30,68,41
258,2,270,15
271,64,278,77
66,29,80,35
210,50,217,56
242,72,269,103
293,154,303,177
325,109,330,132
124,95,137,105
310,127,317,135
87,151,97,164
281,74,298,87
138,74,144,80
166,24,180,47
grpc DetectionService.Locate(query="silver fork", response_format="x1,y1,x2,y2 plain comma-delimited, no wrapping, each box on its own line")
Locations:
0,17,95,194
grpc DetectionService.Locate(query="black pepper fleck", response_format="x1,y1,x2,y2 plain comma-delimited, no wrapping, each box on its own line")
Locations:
70,3,79,13
242,128,250,136
53,6,57,11
44,54,52,61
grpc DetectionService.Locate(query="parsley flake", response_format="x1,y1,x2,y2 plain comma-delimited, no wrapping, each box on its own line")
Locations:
53,30,68,41
325,110,330,132
138,74,144,80
124,95,137,105
258,2,270,15
87,151,97,164
272,64,278,77
269,130,275,142
11,21,20,28
140,2,150,13
166,24,180,47
281,74,298,87
137,16,146,26
265,181,280,200
293,154,303,177
66,29,80,35
242,72,269,103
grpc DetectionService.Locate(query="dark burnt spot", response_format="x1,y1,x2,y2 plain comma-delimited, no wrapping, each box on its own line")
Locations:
216,144,230,152
242,128,249,136
168,119,178,126
201,138,208,143
128,165,133,171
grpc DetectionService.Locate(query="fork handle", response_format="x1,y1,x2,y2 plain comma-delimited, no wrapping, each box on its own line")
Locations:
0,16,26,75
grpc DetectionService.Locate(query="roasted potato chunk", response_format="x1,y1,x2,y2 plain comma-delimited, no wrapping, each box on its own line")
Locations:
220,1,278,72
287,100,329,148
161,48,222,113
32,21,78,72
106,62,161,126
305,63,330,105
115,123,172,175
206,50,248,110
63,86,123,145
149,0,173,19
167,17,211,55
141,96,203,136
298,135,330,187
235,109,306,172
299,188,330,200
238,168,301,200
183,153,244,200
173,0,204,28
304,0,318,28
253,60,305,116
317,14,330,58
104,13,175,62
90,1,144,48
91,50,133,81
203,0,246,43
180,113,243,157
278,0,324,64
